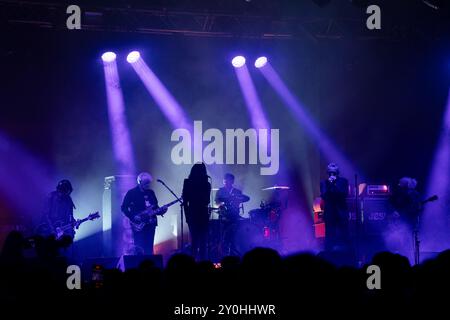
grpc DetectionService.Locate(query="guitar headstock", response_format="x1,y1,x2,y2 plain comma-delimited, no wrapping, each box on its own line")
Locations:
88,212,101,220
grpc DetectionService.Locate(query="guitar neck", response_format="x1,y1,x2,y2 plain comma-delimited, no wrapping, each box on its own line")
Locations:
142,199,180,216
422,195,438,205
166,199,181,207
158,199,180,212
59,221,75,231
60,215,95,231
77,217,89,224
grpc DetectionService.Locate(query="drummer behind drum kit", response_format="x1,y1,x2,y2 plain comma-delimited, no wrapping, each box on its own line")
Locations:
208,185,289,259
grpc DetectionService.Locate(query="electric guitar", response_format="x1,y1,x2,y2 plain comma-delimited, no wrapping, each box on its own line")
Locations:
129,199,180,232
36,212,100,239
422,195,438,206
390,195,438,225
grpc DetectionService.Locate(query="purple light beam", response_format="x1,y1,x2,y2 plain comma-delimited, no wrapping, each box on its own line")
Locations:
259,63,358,177
102,58,136,176
234,65,270,130
421,88,450,251
129,58,192,131
0,130,55,218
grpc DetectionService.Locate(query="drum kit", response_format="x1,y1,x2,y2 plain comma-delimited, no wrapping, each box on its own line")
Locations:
208,185,290,259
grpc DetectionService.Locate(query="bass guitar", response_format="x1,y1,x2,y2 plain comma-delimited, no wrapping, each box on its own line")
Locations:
36,212,100,239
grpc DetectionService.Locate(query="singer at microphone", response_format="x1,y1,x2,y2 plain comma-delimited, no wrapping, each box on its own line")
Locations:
320,163,350,252
328,174,337,183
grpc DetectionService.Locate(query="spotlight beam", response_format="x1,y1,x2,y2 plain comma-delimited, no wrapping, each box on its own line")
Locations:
234,65,269,130
129,58,192,131
0,130,55,217
259,63,358,177
102,58,136,176
421,88,450,251
234,63,312,202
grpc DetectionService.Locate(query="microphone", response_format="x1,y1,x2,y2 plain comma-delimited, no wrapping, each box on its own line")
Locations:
157,179,164,184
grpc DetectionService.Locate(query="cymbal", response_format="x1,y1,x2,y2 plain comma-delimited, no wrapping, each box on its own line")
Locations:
224,194,250,203
232,194,250,203
262,186,290,191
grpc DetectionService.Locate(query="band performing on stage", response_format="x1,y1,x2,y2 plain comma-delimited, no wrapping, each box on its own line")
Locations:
4,2,450,313
34,161,438,263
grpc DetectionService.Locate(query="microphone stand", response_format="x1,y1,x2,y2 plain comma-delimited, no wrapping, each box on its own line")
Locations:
413,195,437,265
158,180,185,253
208,176,213,260
354,174,361,267
413,216,420,265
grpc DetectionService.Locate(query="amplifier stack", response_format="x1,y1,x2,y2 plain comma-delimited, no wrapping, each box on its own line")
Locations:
313,184,394,238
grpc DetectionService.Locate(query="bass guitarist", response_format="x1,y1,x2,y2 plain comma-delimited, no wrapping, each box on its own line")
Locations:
40,179,77,239
121,172,167,255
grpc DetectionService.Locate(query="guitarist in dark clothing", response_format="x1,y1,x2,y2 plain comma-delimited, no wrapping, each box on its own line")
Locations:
121,172,167,255
390,177,421,230
40,179,76,239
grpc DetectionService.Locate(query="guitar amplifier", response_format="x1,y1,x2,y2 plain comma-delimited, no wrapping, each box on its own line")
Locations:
361,197,394,235
315,197,393,238
345,197,393,236
366,185,391,196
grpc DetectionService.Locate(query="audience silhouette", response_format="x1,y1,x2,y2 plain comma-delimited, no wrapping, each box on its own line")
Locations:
0,230,448,316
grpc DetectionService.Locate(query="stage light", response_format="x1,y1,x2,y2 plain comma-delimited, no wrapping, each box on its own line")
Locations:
232,56,246,68
127,51,141,64
254,56,268,68
101,52,116,62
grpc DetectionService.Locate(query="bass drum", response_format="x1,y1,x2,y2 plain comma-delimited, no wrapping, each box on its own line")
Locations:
249,208,268,227
230,219,264,255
